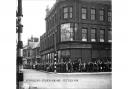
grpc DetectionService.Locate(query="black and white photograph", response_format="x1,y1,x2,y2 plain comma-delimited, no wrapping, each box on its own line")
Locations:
16,0,112,89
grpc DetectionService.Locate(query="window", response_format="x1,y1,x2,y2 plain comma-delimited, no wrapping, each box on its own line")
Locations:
82,8,87,19
91,8,96,20
82,28,88,41
48,53,50,63
74,23,78,32
61,23,74,41
100,29,105,42
58,51,61,62
49,53,51,63
91,28,96,42
63,7,73,19
61,50,70,62
64,7,68,19
70,25,73,41
49,18,51,29
99,9,104,21
69,7,73,18
108,29,112,42
51,53,54,63
108,11,111,22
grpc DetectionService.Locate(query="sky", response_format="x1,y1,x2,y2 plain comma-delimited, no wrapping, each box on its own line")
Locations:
21,0,56,45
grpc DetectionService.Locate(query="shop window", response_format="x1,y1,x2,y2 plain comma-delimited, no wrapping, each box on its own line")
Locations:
61,50,70,62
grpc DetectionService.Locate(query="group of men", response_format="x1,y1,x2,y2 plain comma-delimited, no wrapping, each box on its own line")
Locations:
24,60,112,73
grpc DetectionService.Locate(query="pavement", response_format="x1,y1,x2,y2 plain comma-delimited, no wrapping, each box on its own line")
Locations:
22,69,112,89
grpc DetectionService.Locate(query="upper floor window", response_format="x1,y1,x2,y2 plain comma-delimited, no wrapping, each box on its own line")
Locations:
63,7,73,19
64,7,68,19
91,28,96,42
82,28,88,41
82,8,87,19
69,7,73,18
108,11,112,22
108,29,112,42
99,9,104,21
91,8,96,20
100,29,105,42
61,23,73,41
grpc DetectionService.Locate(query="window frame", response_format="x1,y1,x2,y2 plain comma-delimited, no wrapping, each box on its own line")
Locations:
81,7,87,20
63,6,73,19
108,29,112,42
61,23,74,42
81,28,88,41
91,28,96,42
108,10,112,22
63,7,68,19
100,29,105,42
99,9,104,21
69,7,73,18
91,8,96,20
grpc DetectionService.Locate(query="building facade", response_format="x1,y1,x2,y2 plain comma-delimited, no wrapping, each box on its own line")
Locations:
40,0,112,65
32,42,41,65
23,37,40,66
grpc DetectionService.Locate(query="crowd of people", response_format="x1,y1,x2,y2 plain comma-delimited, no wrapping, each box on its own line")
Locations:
24,60,112,73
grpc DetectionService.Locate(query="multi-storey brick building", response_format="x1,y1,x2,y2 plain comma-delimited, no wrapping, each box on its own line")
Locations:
40,0,112,65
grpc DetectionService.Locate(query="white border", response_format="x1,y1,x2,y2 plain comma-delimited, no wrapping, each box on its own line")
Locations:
0,0,128,89
0,0,16,89
113,0,128,89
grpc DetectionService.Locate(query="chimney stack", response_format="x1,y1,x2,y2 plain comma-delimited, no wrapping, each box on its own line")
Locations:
46,5,50,15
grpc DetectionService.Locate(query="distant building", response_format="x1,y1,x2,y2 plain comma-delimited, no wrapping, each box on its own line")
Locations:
40,0,112,65
23,36,40,65
32,42,41,65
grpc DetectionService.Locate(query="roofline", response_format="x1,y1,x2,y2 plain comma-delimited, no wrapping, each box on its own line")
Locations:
45,0,111,19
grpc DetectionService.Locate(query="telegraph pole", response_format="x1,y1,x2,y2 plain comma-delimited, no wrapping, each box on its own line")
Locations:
16,0,23,89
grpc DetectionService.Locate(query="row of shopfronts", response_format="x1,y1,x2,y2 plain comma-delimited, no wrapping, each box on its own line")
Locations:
40,42,111,65
41,49,111,64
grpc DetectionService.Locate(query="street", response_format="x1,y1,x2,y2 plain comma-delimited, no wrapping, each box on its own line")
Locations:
22,69,112,89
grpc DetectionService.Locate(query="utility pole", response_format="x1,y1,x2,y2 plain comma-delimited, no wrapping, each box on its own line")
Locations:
16,0,23,89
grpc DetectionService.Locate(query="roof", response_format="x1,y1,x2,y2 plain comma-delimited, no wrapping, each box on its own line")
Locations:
46,0,111,19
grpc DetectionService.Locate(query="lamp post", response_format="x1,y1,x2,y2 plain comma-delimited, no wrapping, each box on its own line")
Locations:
16,0,23,89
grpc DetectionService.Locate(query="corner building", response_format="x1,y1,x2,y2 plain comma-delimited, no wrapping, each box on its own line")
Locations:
40,0,112,65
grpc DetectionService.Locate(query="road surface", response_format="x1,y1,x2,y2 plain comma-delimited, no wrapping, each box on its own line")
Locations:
22,69,112,89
